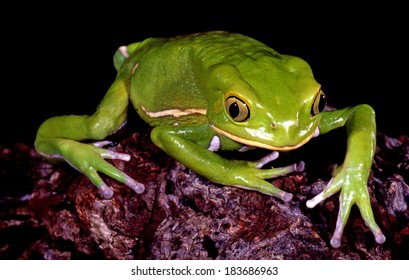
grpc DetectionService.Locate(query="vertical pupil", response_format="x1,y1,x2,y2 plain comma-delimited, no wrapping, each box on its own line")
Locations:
229,102,239,118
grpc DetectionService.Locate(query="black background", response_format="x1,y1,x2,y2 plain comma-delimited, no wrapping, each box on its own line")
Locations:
1,3,406,145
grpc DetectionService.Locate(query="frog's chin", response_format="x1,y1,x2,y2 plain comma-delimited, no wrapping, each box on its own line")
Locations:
210,125,320,151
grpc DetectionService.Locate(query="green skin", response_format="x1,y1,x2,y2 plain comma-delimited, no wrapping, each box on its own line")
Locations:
35,31,385,248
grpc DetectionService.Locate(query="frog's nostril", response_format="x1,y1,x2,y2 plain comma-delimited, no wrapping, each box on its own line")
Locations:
271,122,277,129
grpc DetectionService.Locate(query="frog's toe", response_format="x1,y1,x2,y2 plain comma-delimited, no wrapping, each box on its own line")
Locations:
358,201,386,245
90,144,131,161
306,177,341,208
295,161,305,172
255,151,279,168
328,205,351,248
124,175,145,194
98,183,114,199
92,140,114,148
306,191,328,208
373,228,386,244
281,161,304,174
238,176,293,202
330,217,345,248
259,185,293,202
330,233,342,248
85,168,114,199
281,192,293,202
101,150,131,161
258,161,303,180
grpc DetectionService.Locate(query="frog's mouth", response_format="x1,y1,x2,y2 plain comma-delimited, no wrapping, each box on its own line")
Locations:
210,125,320,151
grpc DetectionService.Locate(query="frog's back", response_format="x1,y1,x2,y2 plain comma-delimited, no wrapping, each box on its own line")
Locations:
184,31,282,66
118,31,280,126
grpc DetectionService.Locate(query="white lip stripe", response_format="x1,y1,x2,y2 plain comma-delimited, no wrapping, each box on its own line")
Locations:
141,106,207,118
210,125,319,151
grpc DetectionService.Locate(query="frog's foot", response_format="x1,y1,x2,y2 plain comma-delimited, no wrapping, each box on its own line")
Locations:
306,175,386,248
237,153,305,202
63,141,145,199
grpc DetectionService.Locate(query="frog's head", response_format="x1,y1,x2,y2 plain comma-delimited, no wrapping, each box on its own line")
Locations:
207,54,325,151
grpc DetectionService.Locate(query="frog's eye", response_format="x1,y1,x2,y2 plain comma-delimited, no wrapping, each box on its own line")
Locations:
225,96,250,122
311,90,326,116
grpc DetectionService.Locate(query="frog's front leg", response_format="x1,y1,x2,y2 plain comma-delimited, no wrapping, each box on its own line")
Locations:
35,78,144,198
307,105,386,248
151,125,303,202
